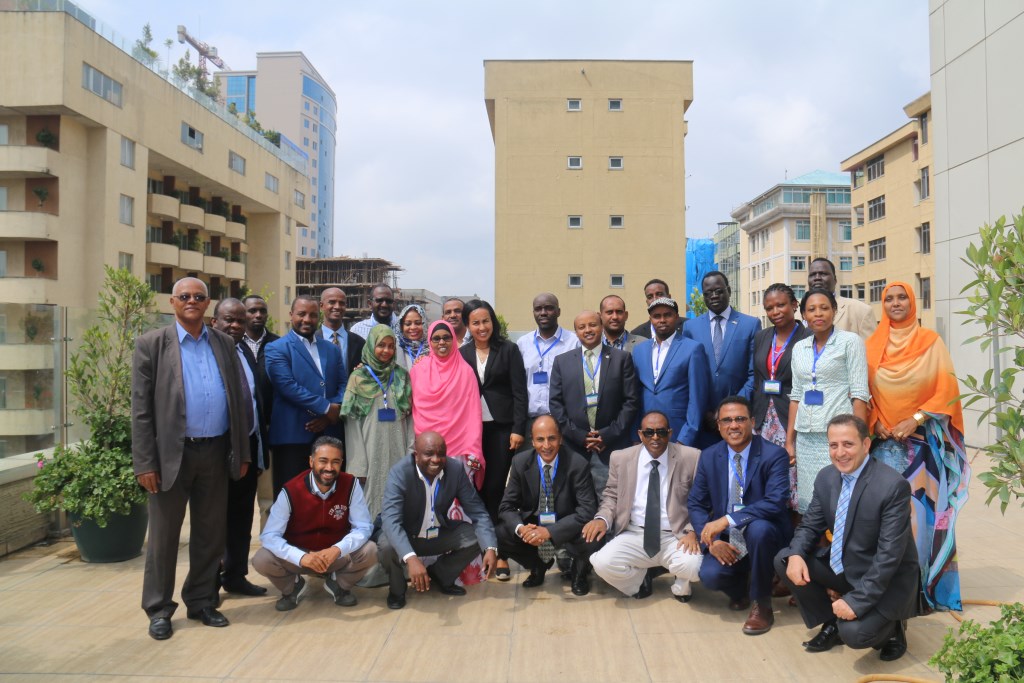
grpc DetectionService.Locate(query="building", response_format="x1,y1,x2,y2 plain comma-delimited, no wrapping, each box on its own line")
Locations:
484,60,693,332
684,237,716,317
222,52,337,258
732,171,853,323
840,94,934,328
295,256,404,327
712,221,741,311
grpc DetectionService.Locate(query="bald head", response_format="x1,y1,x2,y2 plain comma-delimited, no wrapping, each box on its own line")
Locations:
531,415,562,462
413,431,447,480
532,292,561,335
573,309,603,350
320,287,347,330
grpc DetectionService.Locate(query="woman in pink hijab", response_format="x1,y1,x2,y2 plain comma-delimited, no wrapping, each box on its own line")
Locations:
410,320,485,488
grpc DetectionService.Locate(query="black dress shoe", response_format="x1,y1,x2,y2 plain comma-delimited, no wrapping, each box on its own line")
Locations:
221,576,268,596
148,617,173,640
570,559,591,596
674,593,691,603
879,620,908,661
186,606,230,627
427,569,467,596
386,592,406,610
803,621,842,652
523,559,554,588
633,570,654,599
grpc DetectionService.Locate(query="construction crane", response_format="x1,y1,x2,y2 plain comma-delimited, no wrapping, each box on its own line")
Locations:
176,25,229,75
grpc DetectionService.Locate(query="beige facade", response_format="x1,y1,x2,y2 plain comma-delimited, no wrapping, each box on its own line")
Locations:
840,94,934,328
485,60,692,332
733,171,854,324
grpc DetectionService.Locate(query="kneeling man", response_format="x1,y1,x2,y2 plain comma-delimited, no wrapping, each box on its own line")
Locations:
774,415,918,661
584,411,703,601
253,436,376,611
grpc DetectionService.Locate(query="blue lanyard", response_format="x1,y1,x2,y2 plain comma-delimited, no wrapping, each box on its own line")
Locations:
583,349,602,384
533,330,562,369
425,475,440,524
365,366,394,408
810,329,834,388
768,326,799,380
728,452,745,498
404,342,426,363
537,455,558,505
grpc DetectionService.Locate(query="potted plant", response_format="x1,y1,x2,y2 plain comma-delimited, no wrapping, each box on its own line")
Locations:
26,266,155,562
32,187,49,207
35,127,58,149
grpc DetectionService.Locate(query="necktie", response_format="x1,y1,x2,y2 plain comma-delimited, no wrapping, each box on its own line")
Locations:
730,453,748,559
236,347,255,435
583,349,598,430
830,474,855,574
538,464,556,561
712,315,724,365
330,332,340,347
643,460,661,558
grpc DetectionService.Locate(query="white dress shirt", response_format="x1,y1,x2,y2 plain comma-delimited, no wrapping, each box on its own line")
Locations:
517,327,580,417
292,330,322,375
630,446,672,531
402,465,446,562
651,331,675,381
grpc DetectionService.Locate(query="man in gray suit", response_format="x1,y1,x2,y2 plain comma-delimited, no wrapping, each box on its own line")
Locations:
132,277,252,641
775,414,918,661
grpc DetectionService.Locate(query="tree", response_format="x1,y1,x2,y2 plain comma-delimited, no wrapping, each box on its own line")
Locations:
132,23,159,66
171,49,220,100
688,286,707,317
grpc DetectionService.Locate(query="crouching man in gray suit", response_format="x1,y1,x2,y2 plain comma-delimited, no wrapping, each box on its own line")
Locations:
775,414,918,661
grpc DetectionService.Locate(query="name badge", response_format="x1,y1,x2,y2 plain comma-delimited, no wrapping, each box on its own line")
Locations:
804,390,824,406
585,392,599,408
763,380,782,395
532,371,549,384
377,408,397,422
539,512,557,525
425,526,439,540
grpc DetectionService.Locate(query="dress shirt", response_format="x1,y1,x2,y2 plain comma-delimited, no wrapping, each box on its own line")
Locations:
236,345,263,469
291,330,323,375
788,330,870,432
603,331,632,352
514,454,560,536
630,447,672,531
403,465,446,561
708,306,734,344
260,472,372,566
176,322,228,437
517,327,580,417
243,329,266,358
724,439,752,527
350,313,399,340
320,324,348,373
580,345,603,391
651,332,675,382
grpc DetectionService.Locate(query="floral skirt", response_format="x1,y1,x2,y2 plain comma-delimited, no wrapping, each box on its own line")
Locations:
758,398,798,511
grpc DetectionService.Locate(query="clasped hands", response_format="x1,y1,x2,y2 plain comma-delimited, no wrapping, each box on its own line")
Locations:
300,546,342,574
305,403,341,433
519,524,551,546
700,516,744,565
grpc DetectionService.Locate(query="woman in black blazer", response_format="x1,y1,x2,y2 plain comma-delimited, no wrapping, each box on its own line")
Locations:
459,299,528,580
752,283,811,512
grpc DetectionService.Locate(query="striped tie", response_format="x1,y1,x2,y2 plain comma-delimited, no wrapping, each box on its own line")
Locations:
583,349,598,429
830,474,855,574
712,315,724,364
730,453,747,559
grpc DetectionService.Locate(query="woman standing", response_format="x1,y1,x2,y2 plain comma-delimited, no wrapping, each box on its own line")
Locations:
459,299,528,581
393,304,429,372
866,281,970,611
785,288,870,513
753,284,810,511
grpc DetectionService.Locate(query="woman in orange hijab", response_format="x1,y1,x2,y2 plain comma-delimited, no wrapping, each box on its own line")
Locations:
866,281,970,612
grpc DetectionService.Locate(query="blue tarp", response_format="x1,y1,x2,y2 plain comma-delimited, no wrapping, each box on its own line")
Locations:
685,238,716,318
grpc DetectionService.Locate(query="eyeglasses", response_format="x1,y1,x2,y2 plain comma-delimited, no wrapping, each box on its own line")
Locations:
430,334,453,343
174,293,208,302
640,428,670,438
717,416,751,425
373,297,394,304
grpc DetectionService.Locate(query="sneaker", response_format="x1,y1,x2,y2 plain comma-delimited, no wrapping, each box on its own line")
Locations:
275,576,307,612
324,572,357,606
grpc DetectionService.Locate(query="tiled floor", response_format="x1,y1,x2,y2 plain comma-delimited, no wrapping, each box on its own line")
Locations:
1,452,1019,682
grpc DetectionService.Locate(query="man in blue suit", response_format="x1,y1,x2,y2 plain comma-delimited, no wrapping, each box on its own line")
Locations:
266,295,348,495
688,396,792,635
683,271,760,448
632,297,710,448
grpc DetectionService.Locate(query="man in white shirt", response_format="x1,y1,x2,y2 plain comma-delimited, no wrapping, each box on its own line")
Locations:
316,287,364,377
350,284,399,339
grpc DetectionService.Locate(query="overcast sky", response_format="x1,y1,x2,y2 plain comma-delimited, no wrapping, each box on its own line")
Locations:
85,0,930,301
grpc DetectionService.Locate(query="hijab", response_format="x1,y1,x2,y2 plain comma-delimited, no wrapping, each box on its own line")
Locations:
340,324,412,420
393,304,428,364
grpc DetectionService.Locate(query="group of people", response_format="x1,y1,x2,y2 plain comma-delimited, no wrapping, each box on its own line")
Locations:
131,262,971,664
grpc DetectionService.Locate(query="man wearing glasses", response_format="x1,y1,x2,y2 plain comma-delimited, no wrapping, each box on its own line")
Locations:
582,411,703,602
132,277,252,640
687,396,792,635
350,283,399,340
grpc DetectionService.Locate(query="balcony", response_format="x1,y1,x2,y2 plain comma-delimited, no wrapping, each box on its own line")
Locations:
0,277,59,304
225,260,245,280
178,249,203,271
0,211,59,240
178,204,205,228
0,344,55,371
203,255,226,276
146,242,179,267
0,409,54,436
225,220,245,242
204,213,226,236
0,146,58,179
147,193,180,220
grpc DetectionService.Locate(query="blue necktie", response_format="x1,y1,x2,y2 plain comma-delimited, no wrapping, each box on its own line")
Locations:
712,315,724,365
830,474,855,574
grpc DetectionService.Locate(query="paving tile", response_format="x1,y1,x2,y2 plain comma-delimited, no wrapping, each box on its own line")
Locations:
369,633,510,683
509,630,648,683
229,630,388,680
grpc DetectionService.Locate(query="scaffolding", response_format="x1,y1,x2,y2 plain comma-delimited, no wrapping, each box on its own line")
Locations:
295,256,424,326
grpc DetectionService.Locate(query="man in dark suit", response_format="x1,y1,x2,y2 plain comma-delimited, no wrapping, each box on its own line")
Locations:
550,310,639,494
379,432,498,609
266,296,348,495
683,271,760,448
242,294,279,438
688,396,792,635
775,414,918,661
497,416,599,595
632,297,711,448
132,277,252,640
210,298,267,598
315,287,364,377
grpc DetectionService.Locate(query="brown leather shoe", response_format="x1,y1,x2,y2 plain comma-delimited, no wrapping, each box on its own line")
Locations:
742,601,774,635
728,596,751,611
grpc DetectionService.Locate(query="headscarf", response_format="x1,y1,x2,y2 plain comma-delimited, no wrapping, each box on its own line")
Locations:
866,281,964,434
340,324,412,420
410,321,483,459
393,304,428,364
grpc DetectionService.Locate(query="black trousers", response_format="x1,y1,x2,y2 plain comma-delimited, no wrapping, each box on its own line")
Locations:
222,433,260,581
480,421,515,526
378,523,480,598
496,518,601,572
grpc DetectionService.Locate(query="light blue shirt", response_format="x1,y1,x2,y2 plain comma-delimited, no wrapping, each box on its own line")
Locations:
725,439,752,527
516,327,580,417
177,322,229,437
708,306,734,345
320,325,348,374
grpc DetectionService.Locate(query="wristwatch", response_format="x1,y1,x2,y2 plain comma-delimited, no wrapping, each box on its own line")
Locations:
913,411,927,426
486,546,499,554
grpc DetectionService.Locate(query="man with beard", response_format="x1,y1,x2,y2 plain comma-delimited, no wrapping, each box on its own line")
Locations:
599,295,642,353
350,283,399,339
442,297,472,346
315,287,364,377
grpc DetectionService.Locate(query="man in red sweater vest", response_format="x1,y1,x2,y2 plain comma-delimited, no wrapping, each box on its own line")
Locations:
252,436,376,610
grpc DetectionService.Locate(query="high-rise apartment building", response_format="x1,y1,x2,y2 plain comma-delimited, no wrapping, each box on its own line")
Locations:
222,52,336,258
484,60,693,332
840,94,934,328
713,221,741,309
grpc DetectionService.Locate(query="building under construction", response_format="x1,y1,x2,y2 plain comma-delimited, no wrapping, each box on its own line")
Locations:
296,256,426,326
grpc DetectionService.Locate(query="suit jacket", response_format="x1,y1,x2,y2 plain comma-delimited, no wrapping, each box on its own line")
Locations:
498,449,597,545
549,344,639,456
683,309,760,402
248,330,279,431
459,339,528,435
687,436,792,544
780,457,919,621
381,455,498,560
265,331,347,445
631,331,711,447
315,325,365,377
751,323,811,430
131,324,251,491
595,443,700,537
238,344,269,454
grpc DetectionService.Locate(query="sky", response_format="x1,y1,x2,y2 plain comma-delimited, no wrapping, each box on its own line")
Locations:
83,0,931,301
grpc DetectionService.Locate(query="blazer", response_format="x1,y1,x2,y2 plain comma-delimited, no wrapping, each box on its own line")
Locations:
265,331,348,445
751,323,811,431
459,339,528,436
248,331,279,431
595,442,700,537
381,455,498,560
498,449,597,545
687,436,792,544
683,309,760,402
779,457,919,621
131,324,251,490
631,331,711,447
315,326,365,377
549,344,639,456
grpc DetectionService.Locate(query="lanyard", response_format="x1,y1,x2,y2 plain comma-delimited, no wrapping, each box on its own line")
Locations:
365,366,394,408
424,475,440,526
811,329,834,388
583,349,602,384
533,330,562,369
728,452,745,499
404,341,426,363
768,326,799,380
537,455,558,508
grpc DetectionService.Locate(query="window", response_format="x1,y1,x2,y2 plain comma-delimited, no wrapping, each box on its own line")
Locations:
148,273,162,293
265,173,279,193
608,98,622,111
304,119,310,129
567,98,581,111
840,256,853,271
284,286,292,304
82,63,123,107
0,187,6,211
0,124,8,145
867,195,885,221
826,187,851,204
792,285,806,300
285,251,292,270
312,141,317,150
869,279,886,303
119,195,134,226
181,122,203,151
294,190,306,208
839,285,854,298
868,237,887,262
919,112,929,144
917,222,931,254
753,194,777,217
609,215,624,229
118,252,133,271
303,137,309,146
568,274,583,288
839,220,852,241
919,276,932,310
148,178,163,194
304,101,310,111
851,169,864,189
918,167,930,200
866,154,884,181
314,105,318,115
228,151,246,175
790,256,807,271
855,205,864,226
301,246,307,256
856,283,865,301
120,137,135,168
795,219,810,241
285,218,292,235
301,227,308,238
610,274,624,288
608,156,623,170
567,156,582,169
568,215,582,229
146,225,162,243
